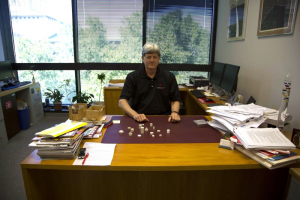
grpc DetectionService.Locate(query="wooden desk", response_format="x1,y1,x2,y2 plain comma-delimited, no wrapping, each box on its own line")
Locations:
21,116,300,200
104,85,226,115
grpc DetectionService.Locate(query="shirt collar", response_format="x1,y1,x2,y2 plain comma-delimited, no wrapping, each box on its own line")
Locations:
139,65,163,79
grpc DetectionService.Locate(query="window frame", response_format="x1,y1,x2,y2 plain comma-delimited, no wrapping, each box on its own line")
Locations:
1,0,219,92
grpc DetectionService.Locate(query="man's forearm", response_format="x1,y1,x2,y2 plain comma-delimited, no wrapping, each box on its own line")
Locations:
170,101,180,113
119,99,138,118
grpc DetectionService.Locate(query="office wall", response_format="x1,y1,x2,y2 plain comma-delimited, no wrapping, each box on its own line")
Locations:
215,0,300,130
0,27,4,61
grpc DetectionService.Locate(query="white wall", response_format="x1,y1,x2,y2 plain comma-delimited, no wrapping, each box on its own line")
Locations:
0,27,4,61
215,0,300,130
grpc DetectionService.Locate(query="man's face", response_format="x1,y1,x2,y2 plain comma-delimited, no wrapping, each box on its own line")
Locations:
142,54,160,70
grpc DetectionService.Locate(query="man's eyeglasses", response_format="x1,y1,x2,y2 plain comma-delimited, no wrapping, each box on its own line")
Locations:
144,55,159,60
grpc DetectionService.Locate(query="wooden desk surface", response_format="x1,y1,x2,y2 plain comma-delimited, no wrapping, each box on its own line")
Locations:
20,115,300,200
21,116,300,171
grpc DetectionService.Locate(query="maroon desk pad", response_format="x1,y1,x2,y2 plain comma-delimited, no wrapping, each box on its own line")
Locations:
101,116,223,144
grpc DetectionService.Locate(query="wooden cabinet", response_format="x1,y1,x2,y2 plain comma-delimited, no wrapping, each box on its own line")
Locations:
104,87,125,115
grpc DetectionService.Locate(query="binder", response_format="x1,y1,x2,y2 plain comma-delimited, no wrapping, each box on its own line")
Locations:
35,122,88,138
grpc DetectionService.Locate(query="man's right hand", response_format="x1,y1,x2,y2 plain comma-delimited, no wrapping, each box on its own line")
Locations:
133,114,149,122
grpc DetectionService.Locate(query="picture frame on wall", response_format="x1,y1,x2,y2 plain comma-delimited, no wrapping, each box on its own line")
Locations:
227,0,248,41
257,0,299,37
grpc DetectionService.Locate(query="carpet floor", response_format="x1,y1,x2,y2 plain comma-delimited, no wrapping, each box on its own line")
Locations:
0,115,68,200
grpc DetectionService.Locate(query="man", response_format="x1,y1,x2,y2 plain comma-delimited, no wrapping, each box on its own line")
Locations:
119,43,181,123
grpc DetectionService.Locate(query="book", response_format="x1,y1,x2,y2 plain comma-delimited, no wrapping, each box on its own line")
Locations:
267,155,300,166
36,136,83,159
40,131,82,143
38,133,82,145
35,122,88,138
59,129,78,137
235,145,298,170
83,126,99,138
234,127,296,150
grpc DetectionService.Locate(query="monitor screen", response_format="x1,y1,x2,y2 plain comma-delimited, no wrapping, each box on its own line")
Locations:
220,64,240,94
0,61,14,82
210,62,225,87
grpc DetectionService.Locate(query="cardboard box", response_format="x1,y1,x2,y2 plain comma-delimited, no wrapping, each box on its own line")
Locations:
69,103,87,121
86,105,105,121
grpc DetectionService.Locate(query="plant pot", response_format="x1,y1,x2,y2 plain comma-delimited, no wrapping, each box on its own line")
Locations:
54,102,62,111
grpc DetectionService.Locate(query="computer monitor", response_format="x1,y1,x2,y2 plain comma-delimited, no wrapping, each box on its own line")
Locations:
210,62,226,87
220,64,240,94
0,61,14,83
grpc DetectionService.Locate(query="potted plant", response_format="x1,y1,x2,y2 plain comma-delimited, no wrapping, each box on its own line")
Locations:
44,89,65,111
97,73,106,103
29,66,35,83
72,92,94,105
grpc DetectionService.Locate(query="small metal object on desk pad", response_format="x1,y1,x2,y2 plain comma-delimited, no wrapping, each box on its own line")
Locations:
101,116,223,144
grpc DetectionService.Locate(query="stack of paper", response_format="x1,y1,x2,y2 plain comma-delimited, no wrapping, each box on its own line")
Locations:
234,127,295,150
206,104,299,169
29,130,85,159
73,142,116,166
29,120,89,159
235,146,299,170
207,103,267,133
107,83,124,87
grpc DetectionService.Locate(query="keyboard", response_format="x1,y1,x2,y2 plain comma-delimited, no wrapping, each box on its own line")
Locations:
190,90,206,98
13,81,32,87
1,81,32,91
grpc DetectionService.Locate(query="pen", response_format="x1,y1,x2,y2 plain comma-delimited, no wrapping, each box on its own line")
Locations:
82,153,89,165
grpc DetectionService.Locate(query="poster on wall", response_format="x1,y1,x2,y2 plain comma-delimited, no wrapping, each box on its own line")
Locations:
227,0,248,41
257,0,299,37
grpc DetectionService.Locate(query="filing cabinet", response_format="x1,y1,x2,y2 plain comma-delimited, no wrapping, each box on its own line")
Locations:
16,83,44,125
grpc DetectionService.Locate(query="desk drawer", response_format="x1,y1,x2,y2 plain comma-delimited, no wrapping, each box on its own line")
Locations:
30,104,44,125
31,97,43,108
32,103,43,116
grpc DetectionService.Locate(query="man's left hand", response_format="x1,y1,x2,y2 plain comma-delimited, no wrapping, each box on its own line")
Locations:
168,112,180,123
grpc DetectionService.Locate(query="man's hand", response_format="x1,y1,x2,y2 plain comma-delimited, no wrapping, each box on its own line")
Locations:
133,114,149,122
168,112,180,123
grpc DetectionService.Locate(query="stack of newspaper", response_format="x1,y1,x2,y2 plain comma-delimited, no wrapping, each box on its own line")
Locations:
29,121,88,159
206,104,299,169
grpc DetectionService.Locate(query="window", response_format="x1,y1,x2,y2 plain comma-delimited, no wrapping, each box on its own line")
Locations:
3,0,216,103
9,0,74,63
146,0,213,65
77,0,143,63
81,70,132,101
18,70,76,104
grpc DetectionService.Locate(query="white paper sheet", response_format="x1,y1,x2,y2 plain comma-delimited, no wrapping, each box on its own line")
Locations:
107,83,124,87
73,142,116,166
235,128,295,150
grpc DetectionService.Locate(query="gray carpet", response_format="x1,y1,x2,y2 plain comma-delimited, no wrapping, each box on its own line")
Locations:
0,114,68,200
